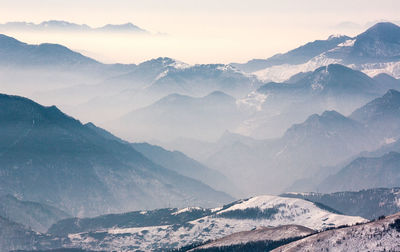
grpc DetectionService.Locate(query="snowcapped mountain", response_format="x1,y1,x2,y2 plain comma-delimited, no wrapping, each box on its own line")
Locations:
282,188,400,220
273,212,400,252
237,22,400,82
0,93,233,217
51,195,365,251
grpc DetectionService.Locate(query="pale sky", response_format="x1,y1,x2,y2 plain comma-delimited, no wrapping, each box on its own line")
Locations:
1,0,399,64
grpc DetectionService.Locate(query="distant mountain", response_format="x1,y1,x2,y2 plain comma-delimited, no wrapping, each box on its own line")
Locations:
0,34,100,68
97,23,147,33
49,195,365,251
232,35,350,72
0,93,233,217
350,89,400,141
317,152,400,193
0,195,70,233
237,22,400,82
111,91,246,142
273,212,400,252
282,188,400,220
0,20,149,33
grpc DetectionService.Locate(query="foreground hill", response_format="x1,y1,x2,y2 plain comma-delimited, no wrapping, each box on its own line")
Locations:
58,195,365,251
0,93,232,217
273,212,400,252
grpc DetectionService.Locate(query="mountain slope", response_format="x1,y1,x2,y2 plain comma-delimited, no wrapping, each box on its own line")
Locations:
273,212,400,252
0,216,63,252
0,195,70,233
131,142,237,194
190,225,314,251
0,93,233,217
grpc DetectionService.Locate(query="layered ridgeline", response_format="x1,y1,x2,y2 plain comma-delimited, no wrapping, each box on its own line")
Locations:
282,188,400,220
234,22,400,81
47,195,365,251
0,93,233,217
273,213,400,252
295,89,400,193
169,89,400,195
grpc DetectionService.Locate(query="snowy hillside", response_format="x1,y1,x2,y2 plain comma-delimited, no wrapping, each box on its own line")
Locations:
273,212,400,252
64,195,366,251
190,225,314,251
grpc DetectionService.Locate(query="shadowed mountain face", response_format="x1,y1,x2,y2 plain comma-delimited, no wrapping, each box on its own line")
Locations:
0,94,233,217
350,22,400,61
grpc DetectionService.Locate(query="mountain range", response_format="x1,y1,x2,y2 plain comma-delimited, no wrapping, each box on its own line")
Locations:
166,89,400,195
47,195,365,251
0,20,149,33
234,22,400,82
